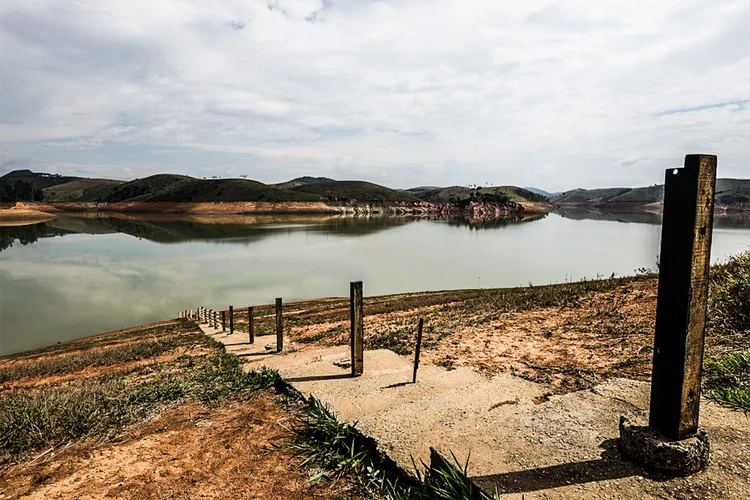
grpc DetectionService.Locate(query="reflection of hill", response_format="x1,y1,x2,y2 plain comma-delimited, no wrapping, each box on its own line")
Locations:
445,213,548,230
0,223,73,251
554,208,662,225
44,214,414,244
553,208,750,229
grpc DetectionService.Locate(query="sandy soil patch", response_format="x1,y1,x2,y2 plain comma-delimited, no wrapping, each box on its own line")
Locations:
0,393,352,500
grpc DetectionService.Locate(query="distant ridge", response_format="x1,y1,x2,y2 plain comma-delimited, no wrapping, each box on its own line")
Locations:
523,187,559,198
552,178,750,211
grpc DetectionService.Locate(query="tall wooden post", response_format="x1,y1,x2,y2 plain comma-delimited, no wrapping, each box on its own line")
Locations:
350,281,364,376
275,298,283,352
221,310,226,332
649,154,717,440
229,305,234,334
248,306,255,344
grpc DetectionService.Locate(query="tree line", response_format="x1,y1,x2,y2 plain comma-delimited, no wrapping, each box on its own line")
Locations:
0,180,45,202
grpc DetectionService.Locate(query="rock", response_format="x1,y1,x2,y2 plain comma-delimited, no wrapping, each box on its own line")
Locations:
618,416,710,475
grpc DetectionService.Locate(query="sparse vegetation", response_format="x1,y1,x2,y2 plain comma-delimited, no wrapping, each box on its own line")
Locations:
0,321,282,464
704,250,750,411
285,397,495,499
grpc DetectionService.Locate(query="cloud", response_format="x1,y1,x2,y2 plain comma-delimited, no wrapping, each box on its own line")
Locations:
1,0,748,190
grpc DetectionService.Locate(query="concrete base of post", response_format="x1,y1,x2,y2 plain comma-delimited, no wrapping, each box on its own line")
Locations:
618,416,709,475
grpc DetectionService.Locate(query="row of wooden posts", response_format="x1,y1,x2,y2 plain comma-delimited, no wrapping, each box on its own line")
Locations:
178,281,427,381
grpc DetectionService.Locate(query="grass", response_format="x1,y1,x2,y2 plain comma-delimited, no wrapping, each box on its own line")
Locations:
704,250,750,411
285,397,496,499
704,352,750,411
0,324,282,464
0,337,182,384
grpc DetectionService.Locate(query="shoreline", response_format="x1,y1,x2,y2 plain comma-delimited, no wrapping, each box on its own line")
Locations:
0,200,555,227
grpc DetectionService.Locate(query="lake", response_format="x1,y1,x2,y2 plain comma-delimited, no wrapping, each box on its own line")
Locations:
1,211,748,356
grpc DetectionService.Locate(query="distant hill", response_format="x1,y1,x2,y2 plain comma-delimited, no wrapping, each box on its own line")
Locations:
410,185,549,203
274,176,336,190
101,175,318,203
523,187,558,199
291,181,420,202
552,178,750,207
0,170,81,190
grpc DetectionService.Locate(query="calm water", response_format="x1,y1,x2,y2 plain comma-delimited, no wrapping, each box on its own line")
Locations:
1,211,748,355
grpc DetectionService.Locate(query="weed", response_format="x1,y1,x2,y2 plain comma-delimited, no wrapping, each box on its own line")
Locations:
704,352,750,412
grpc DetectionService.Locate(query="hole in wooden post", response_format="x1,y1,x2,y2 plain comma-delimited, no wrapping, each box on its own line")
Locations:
672,169,679,175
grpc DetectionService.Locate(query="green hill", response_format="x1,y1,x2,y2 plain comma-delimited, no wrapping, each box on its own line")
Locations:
0,170,81,190
291,181,420,202
42,179,125,202
552,179,749,205
100,175,318,203
274,176,336,190
411,185,549,203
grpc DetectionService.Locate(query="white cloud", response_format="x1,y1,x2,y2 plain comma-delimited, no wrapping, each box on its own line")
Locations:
1,0,748,189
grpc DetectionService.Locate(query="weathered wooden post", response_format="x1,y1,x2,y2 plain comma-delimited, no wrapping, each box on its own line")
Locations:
350,281,364,376
650,154,717,439
413,318,424,383
214,310,218,329
619,154,716,474
221,310,226,332
248,306,255,344
275,298,283,352
229,305,234,334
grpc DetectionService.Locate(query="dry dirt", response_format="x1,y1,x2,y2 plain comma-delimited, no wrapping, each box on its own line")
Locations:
0,394,352,500
275,279,659,393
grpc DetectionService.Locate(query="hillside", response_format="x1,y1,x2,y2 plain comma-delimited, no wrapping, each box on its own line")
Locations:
553,178,750,209
273,176,335,190
100,175,319,203
0,170,81,190
411,185,549,203
291,180,420,202
42,179,125,202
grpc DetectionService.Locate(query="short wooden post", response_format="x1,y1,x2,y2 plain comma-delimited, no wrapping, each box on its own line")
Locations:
248,306,255,344
275,298,283,352
221,310,226,332
350,281,364,376
649,154,717,440
413,318,424,383
214,311,218,329
229,305,234,334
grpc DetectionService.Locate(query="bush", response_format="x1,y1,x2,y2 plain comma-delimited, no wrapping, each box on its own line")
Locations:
709,250,750,345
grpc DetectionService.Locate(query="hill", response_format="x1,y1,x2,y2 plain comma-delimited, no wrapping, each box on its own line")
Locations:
523,187,558,198
410,185,549,203
42,179,125,202
99,175,319,203
0,170,81,190
290,181,420,202
274,176,336,190
553,179,750,208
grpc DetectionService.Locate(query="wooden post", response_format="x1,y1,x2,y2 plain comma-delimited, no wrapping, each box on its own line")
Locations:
221,310,226,332
248,306,255,344
276,298,283,352
229,305,234,334
214,311,218,329
413,318,424,383
649,154,717,440
350,281,364,376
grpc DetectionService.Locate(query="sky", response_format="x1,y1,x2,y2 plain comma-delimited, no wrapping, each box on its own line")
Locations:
1,0,748,191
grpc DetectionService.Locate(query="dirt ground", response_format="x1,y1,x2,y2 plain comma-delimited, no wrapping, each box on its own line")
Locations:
273,278,659,393
0,393,352,500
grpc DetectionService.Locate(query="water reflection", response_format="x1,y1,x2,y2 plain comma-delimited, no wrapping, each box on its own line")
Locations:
554,208,749,229
1,211,748,356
